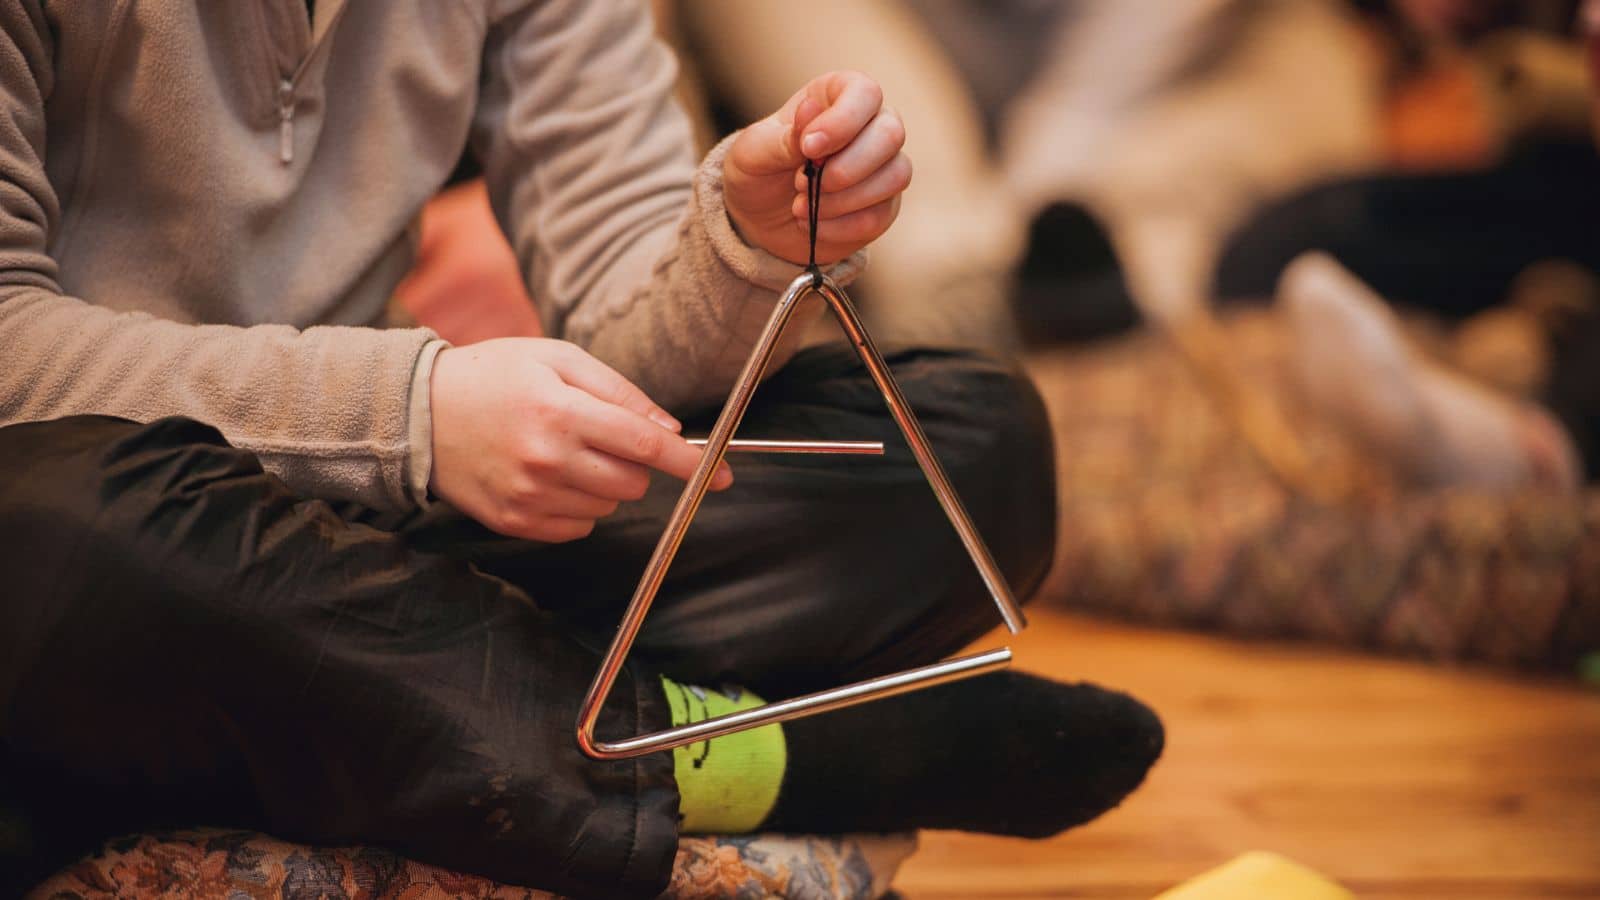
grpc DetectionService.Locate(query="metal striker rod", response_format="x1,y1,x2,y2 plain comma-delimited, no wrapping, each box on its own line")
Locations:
576,271,1025,760
688,438,884,455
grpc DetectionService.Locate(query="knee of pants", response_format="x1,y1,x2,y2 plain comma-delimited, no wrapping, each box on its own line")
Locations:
0,416,290,701
804,347,1058,681
0,417,250,820
0,416,202,608
777,346,1059,675
762,342,1059,607
898,349,1058,604
0,415,269,581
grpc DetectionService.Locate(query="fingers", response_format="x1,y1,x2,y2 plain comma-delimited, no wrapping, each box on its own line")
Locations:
728,111,806,179
786,97,908,238
791,95,824,147
567,390,734,489
542,340,680,432
812,196,902,247
565,448,654,502
522,485,620,521
805,107,907,193
508,515,596,544
793,150,912,221
796,71,883,160
505,430,728,541
492,483,616,541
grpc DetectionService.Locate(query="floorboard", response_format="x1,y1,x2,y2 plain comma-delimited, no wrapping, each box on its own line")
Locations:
892,609,1600,899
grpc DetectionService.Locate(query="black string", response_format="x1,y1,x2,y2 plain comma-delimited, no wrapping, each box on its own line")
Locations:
803,157,825,287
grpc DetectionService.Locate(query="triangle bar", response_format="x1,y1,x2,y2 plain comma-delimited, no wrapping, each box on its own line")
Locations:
577,271,1028,760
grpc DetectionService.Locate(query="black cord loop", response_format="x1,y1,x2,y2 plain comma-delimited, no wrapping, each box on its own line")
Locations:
803,157,826,287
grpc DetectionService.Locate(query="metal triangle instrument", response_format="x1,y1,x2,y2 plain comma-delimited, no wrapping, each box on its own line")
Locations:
576,267,1028,759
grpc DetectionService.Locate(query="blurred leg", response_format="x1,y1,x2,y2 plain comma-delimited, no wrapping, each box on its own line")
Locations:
1216,140,1600,315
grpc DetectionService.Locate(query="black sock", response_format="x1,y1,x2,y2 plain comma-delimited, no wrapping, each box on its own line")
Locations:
761,671,1163,838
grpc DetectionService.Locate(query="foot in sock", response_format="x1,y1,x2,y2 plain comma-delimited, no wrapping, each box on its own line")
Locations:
662,671,1163,838
1279,251,1580,492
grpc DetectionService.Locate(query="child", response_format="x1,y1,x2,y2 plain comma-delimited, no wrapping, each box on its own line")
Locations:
0,3,1161,896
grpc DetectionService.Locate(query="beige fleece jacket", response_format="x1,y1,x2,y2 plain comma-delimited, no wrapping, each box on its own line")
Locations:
0,1,860,511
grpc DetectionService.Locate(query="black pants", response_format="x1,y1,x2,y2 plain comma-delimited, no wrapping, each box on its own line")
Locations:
0,345,1057,899
1215,139,1600,476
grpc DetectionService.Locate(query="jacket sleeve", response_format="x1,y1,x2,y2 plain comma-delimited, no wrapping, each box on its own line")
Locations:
471,0,864,414
0,2,442,511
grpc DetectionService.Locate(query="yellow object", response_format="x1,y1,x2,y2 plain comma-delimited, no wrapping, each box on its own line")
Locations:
1153,852,1353,900
661,678,787,833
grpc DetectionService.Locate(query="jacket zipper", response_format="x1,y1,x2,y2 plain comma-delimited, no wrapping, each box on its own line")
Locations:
278,78,295,164
273,0,351,166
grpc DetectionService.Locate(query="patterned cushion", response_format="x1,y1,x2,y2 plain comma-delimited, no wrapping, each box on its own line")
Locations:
1030,311,1600,668
26,829,916,899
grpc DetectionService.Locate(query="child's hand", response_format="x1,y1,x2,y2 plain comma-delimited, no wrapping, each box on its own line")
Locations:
723,71,911,266
429,339,731,542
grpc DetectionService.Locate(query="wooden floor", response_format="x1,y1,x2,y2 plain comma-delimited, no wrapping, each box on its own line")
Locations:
892,609,1600,899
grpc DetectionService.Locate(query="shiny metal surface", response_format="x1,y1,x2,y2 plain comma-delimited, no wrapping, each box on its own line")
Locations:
688,438,885,455
811,274,1028,636
594,649,1013,758
576,271,1027,760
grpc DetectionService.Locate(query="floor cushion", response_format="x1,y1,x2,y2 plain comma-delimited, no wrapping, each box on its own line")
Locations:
1029,311,1600,669
26,829,916,900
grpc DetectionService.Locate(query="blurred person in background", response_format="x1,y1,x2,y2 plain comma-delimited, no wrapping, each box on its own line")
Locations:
1216,0,1600,491
683,0,1386,352
405,0,1596,494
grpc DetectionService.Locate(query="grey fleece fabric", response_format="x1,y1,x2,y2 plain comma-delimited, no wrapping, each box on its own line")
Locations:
0,1,861,511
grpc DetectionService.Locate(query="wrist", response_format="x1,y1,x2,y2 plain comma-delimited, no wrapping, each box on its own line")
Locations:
408,339,450,506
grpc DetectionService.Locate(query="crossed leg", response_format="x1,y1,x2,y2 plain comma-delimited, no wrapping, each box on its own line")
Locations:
0,345,1059,897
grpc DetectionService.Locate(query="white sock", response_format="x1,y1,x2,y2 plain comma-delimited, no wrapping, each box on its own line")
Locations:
1279,252,1578,492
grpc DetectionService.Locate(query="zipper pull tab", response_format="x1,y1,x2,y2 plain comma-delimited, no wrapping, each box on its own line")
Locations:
277,78,295,165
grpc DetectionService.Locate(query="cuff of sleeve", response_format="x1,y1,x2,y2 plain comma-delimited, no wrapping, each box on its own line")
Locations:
405,338,450,508
695,132,867,291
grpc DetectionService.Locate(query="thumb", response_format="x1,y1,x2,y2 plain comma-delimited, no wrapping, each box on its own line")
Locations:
728,110,807,178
